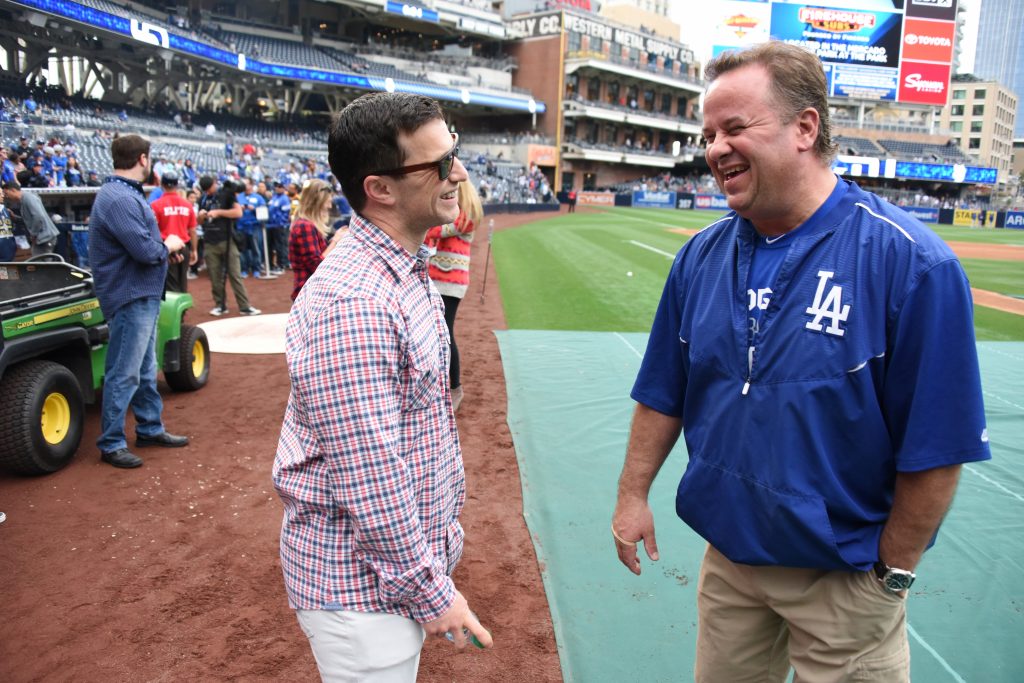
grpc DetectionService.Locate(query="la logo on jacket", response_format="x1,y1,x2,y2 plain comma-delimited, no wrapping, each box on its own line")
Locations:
805,270,850,337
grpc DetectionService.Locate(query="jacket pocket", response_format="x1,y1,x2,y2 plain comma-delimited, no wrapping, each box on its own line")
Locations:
676,458,848,569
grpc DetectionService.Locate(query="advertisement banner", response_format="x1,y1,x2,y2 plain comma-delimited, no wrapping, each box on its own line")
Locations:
632,191,677,209
894,161,997,185
902,206,939,223
712,0,772,56
528,144,558,167
578,191,615,206
897,60,951,105
901,18,955,63
829,63,898,100
771,3,903,70
953,209,979,226
677,193,695,210
506,11,562,39
906,0,958,22
695,194,730,210
1004,211,1024,229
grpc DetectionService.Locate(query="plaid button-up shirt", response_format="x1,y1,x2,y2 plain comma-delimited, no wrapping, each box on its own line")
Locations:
273,214,464,623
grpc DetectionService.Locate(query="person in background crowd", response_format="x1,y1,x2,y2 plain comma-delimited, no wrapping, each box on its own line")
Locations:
266,181,291,274
273,92,491,682
52,145,67,186
24,159,50,188
425,179,482,412
1,148,16,184
236,178,266,278
85,170,102,187
611,42,991,681
1,181,59,256
0,184,15,261
65,156,83,187
181,158,197,187
150,171,198,292
88,134,189,469
286,178,339,301
13,136,31,161
185,187,203,280
197,175,260,317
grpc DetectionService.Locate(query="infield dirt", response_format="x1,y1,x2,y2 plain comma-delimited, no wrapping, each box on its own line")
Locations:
0,211,562,682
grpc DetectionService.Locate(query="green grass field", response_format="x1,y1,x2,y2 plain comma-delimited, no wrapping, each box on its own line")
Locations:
494,207,1024,340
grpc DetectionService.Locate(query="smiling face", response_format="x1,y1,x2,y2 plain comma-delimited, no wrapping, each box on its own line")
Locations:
702,64,820,234
389,118,467,234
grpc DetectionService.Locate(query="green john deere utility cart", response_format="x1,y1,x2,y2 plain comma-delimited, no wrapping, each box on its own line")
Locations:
0,259,210,475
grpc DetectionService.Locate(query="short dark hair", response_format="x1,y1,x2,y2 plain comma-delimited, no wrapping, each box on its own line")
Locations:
705,41,838,164
1,180,19,191
110,134,151,170
199,175,216,192
328,92,445,214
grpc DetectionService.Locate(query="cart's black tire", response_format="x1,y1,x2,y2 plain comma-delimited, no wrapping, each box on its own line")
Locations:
0,360,84,475
165,324,210,392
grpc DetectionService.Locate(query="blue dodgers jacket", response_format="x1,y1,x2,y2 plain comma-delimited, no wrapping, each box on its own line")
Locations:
632,179,991,571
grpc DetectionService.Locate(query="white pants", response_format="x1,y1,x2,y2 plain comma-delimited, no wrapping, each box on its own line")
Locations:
296,609,426,683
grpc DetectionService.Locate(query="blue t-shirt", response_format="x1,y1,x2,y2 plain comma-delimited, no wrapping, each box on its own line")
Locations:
746,179,846,338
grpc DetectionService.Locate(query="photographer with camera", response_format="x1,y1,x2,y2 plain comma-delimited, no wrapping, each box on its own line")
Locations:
197,175,260,316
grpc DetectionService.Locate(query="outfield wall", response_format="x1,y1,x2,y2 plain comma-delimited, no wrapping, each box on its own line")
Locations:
585,191,1024,228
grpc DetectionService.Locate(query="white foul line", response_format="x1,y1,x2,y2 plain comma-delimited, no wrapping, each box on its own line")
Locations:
614,332,644,360
964,464,1024,503
982,388,1024,413
628,240,676,259
907,622,966,683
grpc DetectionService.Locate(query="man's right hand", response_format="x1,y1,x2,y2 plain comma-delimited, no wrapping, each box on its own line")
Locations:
422,590,493,649
612,497,659,576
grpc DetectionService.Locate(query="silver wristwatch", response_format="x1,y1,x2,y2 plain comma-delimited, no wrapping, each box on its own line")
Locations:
873,561,916,594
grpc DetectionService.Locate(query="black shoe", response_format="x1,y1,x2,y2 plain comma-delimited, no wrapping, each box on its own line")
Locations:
101,448,143,468
136,432,189,448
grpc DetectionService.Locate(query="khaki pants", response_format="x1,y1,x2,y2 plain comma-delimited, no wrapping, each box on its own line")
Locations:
296,609,425,683
696,545,909,683
204,238,251,311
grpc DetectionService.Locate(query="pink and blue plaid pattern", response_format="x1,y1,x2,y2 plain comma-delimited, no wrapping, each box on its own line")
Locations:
273,215,464,623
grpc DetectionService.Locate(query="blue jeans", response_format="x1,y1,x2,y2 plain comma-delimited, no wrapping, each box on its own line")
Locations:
97,297,165,453
239,230,261,274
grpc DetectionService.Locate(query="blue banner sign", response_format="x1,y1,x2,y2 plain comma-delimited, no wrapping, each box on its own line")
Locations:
895,161,998,185
1005,211,1024,229
901,206,939,223
694,194,730,210
385,1,439,23
632,190,676,209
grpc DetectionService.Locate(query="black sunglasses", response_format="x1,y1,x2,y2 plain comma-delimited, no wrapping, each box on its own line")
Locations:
369,133,460,181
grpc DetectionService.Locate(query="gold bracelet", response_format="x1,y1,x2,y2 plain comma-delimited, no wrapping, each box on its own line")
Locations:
611,524,638,546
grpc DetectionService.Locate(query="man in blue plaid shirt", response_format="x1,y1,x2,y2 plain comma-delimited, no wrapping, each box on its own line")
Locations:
273,92,492,680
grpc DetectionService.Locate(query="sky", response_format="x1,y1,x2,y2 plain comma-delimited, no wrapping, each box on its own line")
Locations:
667,0,980,74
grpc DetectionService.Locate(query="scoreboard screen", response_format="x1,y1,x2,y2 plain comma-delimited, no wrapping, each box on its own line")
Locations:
712,0,959,105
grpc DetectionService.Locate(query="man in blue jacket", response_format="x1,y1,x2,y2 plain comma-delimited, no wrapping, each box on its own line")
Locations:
236,178,266,277
89,134,190,468
612,42,991,681
266,181,292,274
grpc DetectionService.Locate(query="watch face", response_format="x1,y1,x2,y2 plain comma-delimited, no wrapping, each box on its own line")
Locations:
884,571,914,592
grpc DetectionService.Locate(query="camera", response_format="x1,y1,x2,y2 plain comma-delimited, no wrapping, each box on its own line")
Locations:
216,180,239,208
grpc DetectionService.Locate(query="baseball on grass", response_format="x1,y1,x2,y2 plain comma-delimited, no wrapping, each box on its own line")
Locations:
627,271,633,277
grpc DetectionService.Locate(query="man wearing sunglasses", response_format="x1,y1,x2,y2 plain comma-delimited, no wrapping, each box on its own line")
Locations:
273,92,492,681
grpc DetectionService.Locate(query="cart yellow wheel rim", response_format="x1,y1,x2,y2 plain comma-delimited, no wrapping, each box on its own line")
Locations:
192,339,206,377
41,392,72,445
